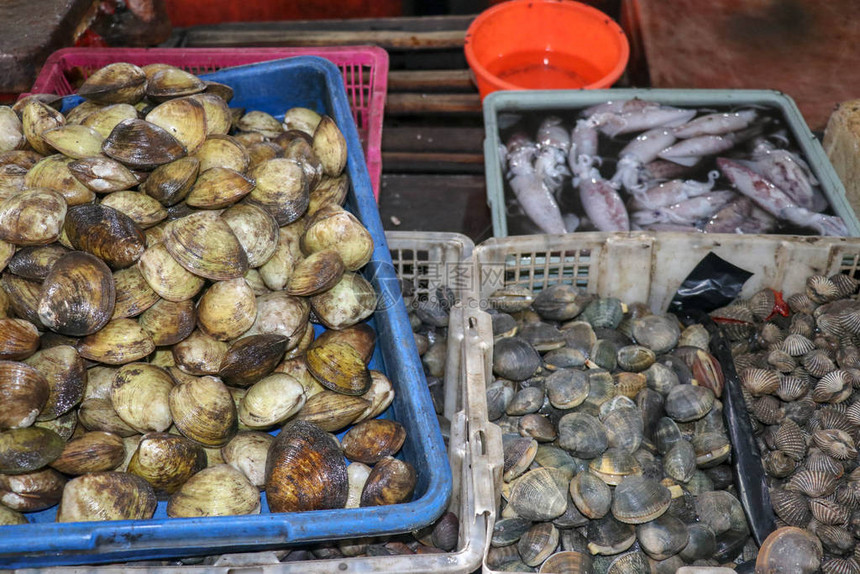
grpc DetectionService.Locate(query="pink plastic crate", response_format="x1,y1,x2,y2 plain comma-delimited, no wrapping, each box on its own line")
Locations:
26,46,388,201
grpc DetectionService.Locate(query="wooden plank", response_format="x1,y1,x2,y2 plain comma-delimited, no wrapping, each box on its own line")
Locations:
386,93,482,115
388,69,474,92
380,174,492,243
383,126,484,153
383,152,485,174
180,28,467,50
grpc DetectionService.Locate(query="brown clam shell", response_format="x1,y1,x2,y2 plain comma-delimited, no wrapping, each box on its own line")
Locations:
24,345,86,421
301,205,373,272
146,67,206,100
169,376,237,447
341,419,406,464
38,251,116,336
360,456,416,507
0,360,49,429
0,318,40,361
0,467,66,512
292,390,370,433
310,272,377,331
7,243,70,281
111,363,174,434
127,432,207,495
137,242,206,302
50,431,125,475
0,427,65,474
57,472,156,522
68,156,139,194
63,204,146,269
162,211,249,281
218,334,289,388
100,191,168,230
167,464,259,517
78,63,147,105
286,249,345,297
171,329,228,376
140,157,200,207
111,266,160,320
102,119,186,170
265,419,348,513
247,158,309,226
313,116,348,178
78,318,155,365
307,173,349,216
138,298,196,346
186,167,254,209
196,278,257,341
756,526,822,574
310,323,376,365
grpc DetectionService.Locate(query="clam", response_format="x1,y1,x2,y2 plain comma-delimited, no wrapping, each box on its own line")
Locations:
140,157,200,207
518,522,559,567
360,455,417,507
247,158,308,225
0,360,48,429
544,369,589,409
342,419,406,464
68,156,138,195
50,431,125,475
287,249,345,296
504,435,539,482
611,475,671,524
310,271,376,330
162,211,248,280
81,103,139,139
78,63,147,104
308,173,349,216
238,373,306,428
145,97,207,153
221,203,279,268
137,297,196,346
508,467,569,521
146,67,206,101
265,419,348,512
100,191,167,230
187,94,231,136
756,526,822,574
221,431,273,488
0,318,39,361
219,334,289,388
0,467,66,512
63,203,146,269
313,116,347,177
0,427,64,474
601,402,644,452
58,471,156,522
194,134,249,173
186,167,255,209
586,515,636,555
38,251,115,336
258,220,305,291
301,205,373,271
41,125,104,160
78,318,155,364
311,323,376,365
111,266,160,319
245,291,310,345
352,371,395,423
137,241,206,302
196,278,257,341
77,398,138,437
306,341,372,396
293,390,369,432
663,439,696,483
21,100,65,155
557,412,607,459
127,432,207,495
631,315,681,353
494,337,541,382
238,111,283,138
569,470,611,519
0,106,24,152
167,464,259,517
283,107,322,135
110,363,174,433
0,188,66,246
664,384,714,422
102,119,186,170
169,376,237,447
1,272,44,327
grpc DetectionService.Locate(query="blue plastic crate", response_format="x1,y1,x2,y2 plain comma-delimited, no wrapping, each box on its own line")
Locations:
0,56,452,568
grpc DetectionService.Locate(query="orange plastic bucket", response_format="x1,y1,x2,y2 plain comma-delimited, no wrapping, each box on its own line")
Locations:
464,0,630,100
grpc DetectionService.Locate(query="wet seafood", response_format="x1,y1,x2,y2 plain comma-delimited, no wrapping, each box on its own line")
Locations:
500,101,844,236
485,287,750,570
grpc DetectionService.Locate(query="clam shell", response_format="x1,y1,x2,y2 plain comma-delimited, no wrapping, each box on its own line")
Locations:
813,428,857,460
312,116,347,177
167,464,260,517
0,189,66,246
68,156,139,194
756,526,822,574
569,470,611,519
360,455,416,508
140,157,200,207
111,266,159,320
764,450,796,478
81,103,139,139
221,203,279,268
664,384,714,422
306,341,372,396
663,439,696,483
145,97,207,153
631,315,680,354
42,125,104,159
709,304,755,340
0,318,39,361
111,363,174,433
77,397,137,437
265,419,348,512
777,375,809,402
611,475,671,524
7,243,69,281
221,431,273,488
807,275,840,304
768,350,796,373
307,173,349,216
137,242,206,302
746,288,777,320
545,369,589,410
186,167,255,209
775,419,808,461
741,368,780,397
219,334,289,388
0,360,48,429
57,472,156,522
194,134,249,173
38,251,115,336
197,278,256,341
301,205,373,272
810,498,851,525
636,513,689,561
247,158,308,226
616,345,656,372
589,448,642,486
518,522,559,567
162,211,249,281
64,203,146,269
21,101,65,155
0,467,66,512
586,515,636,556
169,376,237,447
752,395,785,425
351,370,394,424
557,412,607,459
342,419,406,465
100,191,167,230
50,431,125,475
0,427,64,474
292,390,369,432
508,467,568,521
78,318,155,365
103,119,186,170
787,468,840,498
78,63,147,104
138,298,196,346
310,323,376,365
146,67,206,100
238,373,306,429
287,249,345,296
812,369,852,403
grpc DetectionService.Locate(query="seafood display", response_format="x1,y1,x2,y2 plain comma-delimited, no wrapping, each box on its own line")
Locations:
499,99,846,236
722,272,860,572
484,285,755,572
0,62,414,526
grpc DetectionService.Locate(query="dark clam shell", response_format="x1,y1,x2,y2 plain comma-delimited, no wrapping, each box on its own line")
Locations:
0,318,39,361
360,456,416,507
306,341,372,396
265,419,348,512
310,323,376,365
7,243,69,281
756,526,822,574
341,419,406,464
0,467,66,511
127,432,207,495
0,427,65,474
37,251,116,336
63,204,146,269
493,337,541,382
103,119,187,170
49,431,125,475
218,334,289,388
0,360,49,430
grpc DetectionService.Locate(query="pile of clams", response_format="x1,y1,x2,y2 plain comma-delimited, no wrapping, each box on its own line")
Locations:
719,272,860,573
484,285,754,572
0,62,415,525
